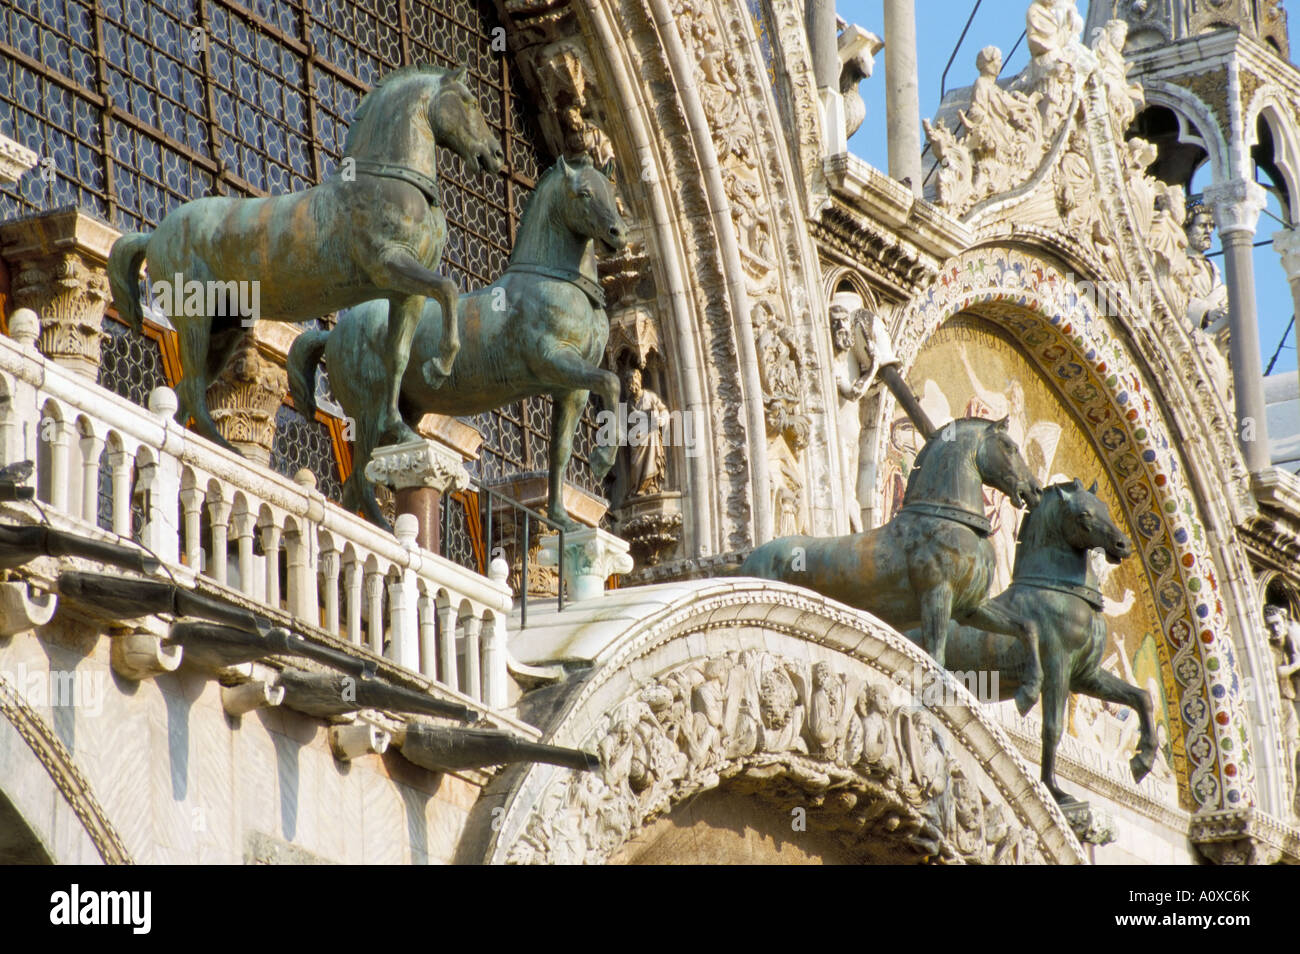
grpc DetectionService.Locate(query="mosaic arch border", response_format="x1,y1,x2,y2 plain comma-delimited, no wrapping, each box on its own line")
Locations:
884,244,1255,813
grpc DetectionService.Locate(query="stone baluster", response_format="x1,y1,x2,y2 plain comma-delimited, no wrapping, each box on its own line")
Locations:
261,521,282,609
232,510,258,598
461,613,483,703
206,493,232,585
417,591,437,680
78,427,105,525
136,389,182,565
106,446,132,538
179,487,206,573
388,514,420,671
46,416,71,513
5,311,41,467
319,546,341,636
483,557,510,709
364,565,385,656
284,522,314,622
437,600,460,692
343,556,363,645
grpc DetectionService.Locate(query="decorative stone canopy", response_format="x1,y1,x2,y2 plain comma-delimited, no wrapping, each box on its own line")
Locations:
1085,0,1289,57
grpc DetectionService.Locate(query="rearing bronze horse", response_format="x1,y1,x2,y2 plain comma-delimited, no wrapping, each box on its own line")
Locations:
740,417,1045,714
107,64,504,452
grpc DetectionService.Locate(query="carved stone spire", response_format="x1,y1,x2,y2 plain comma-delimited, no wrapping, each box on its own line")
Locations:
1085,0,1288,57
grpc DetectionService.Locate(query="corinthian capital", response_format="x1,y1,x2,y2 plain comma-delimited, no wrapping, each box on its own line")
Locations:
1203,179,1268,238
1272,228,1300,282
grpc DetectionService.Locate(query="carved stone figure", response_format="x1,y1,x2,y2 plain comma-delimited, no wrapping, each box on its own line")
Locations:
288,155,629,530
622,365,670,498
963,46,1045,193
829,292,889,531
107,65,505,455
838,25,884,140
503,650,1053,865
1149,183,1190,312
1183,201,1231,347
923,118,974,209
740,418,1046,715
933,479,1157,803
1092,19,1144,129
1264,603,1300,816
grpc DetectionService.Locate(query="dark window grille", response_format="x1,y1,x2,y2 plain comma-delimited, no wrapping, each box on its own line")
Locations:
0,0,600,509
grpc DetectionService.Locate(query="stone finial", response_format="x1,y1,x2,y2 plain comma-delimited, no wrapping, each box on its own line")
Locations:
365,438,471,493
538,526,634,602
395,512,420,547
0,209,118,379
293,468,318,490
148,386,179,420
8,307,40,348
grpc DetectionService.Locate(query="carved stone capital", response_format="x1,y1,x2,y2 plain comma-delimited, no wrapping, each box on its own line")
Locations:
538,526,634,602
1189,807,1298,865
1204,179,1269,239
1272,228,1300,283
365,438,471,493
616,491,684,568
0,134,38,185
205,333,287,465
1059,799,1117,846
0,209,119,378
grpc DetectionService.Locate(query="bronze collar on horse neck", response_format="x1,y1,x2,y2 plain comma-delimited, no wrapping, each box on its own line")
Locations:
898,501,993,537
343,158,442,208
1012,575,1105,611
505,262,606,309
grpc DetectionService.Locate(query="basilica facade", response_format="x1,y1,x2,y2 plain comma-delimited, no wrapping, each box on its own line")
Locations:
0,0,1297,865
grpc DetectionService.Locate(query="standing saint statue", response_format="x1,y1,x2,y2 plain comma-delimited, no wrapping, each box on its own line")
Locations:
1265,603,1300,817
1181,201,1233,399
622,364,669,498
830,291,895,532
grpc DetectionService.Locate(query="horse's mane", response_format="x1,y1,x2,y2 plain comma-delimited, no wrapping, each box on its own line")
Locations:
1015,485,1058,549
345,63,454,154
902,417,981,502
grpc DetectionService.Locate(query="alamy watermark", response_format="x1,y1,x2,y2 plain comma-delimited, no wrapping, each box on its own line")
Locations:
1,663,105,717
150,273,262,327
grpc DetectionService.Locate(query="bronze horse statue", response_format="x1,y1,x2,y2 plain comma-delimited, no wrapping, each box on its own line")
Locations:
928,479,1156,803
739,417,1045,714
288,154,628,530
107,64,504,452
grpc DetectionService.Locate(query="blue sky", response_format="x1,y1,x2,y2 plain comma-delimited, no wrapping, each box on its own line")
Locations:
837,0,1297,377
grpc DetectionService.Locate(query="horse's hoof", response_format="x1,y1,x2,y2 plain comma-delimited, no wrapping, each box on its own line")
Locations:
378,420,419,447
1130,750,1155,783
422,358,452,389
591,445,616,480
1014,688,1038,717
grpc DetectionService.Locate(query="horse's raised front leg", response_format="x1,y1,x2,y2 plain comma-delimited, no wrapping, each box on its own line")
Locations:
1073,668,1156,784
1040,652,1073,804
531,348,622,480
917,580,954,668
963,599,1042,716
373,245,460,394
546,389,589,531
376,294,425,446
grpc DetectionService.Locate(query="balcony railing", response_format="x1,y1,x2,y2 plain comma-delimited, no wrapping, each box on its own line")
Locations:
0,310,513,709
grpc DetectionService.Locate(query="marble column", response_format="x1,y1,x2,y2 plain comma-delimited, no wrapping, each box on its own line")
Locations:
365,438,470,553
883,0,922,196
1206,179,1272,471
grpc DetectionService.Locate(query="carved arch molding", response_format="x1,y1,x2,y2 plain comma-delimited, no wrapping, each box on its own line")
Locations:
458,582,1085,865
874,242,1280,816
0,672,131,864
501,0,836,556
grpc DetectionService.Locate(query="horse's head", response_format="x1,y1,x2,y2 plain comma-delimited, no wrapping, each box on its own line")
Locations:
554,154,628,255
1055,478,1132,564
428,66,505,175
974,417,1042,509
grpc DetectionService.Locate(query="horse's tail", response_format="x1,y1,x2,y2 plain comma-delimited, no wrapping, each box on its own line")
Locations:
287,329,330,420
107,232,151,335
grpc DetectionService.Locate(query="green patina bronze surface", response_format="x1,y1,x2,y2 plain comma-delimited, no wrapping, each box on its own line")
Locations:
106,64,504,452
739,417,1047,714
926,479,1157,804
288,155,627,530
